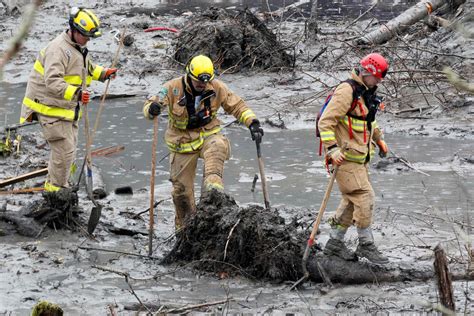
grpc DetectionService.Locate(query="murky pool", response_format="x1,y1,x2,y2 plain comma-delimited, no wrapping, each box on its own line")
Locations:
1,83,472,214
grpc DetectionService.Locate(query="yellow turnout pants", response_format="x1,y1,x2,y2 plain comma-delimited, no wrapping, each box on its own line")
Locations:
331,161,374,229
169,133,230,229
39,115,78,191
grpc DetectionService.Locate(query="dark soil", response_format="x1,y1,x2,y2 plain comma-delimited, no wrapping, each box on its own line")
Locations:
163,189,311,282
173,7,293,72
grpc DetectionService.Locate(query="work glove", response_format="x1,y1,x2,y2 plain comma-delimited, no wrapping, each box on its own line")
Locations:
104,68,118,80
249,120,264,144
78,89,91,105
148,102,161,117
327,146,345,166
376,139,389,158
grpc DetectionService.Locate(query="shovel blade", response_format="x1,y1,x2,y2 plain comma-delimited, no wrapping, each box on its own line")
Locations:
87,205,102,234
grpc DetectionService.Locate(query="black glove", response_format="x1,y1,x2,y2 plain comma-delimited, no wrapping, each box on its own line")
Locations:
249,120,264,144
148,102,161,117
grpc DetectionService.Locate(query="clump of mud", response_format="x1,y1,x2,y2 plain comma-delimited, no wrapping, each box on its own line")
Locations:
174,7,293,72
0,190,81,237
163,190,311,282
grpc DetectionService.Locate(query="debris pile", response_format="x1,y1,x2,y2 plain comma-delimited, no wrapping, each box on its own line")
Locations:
0,189,81,237
163,189,309,281
173,7,293,72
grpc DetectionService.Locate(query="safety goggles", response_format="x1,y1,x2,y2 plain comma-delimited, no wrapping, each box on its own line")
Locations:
197,73,212,82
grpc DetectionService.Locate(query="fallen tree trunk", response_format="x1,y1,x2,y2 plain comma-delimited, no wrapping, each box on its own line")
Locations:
356,0,466,45
164,190,474,285
307,253,473,285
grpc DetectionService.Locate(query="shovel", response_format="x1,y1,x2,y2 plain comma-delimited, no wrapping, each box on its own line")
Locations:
290,143,347,290
81,68,103,234
255,139,270,210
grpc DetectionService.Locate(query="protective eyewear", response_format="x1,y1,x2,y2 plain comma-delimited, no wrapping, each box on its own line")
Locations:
197,73,212,82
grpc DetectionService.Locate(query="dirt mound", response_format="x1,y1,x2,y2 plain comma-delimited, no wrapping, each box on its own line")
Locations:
173,7,293,72
163,190,313,282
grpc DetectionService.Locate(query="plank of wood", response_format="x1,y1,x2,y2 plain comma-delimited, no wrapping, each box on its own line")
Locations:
0,187,44,194
91,145,125,157
0,145,125,188
0,168,48,188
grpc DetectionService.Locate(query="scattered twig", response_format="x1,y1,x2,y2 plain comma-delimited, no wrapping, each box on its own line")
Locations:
93,265,151,313
347,0,379,28
0,0,43,76
443,67,474,93
390,150,430,176
132,198,170,219
159,298,233,314
223,218,241,261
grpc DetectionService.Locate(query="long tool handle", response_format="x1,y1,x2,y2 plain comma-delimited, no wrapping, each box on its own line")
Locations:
301,143,347,275
256,141,270,210
148,116,158,256
299,163,339,279
81,68,94,200
91,27,126,142
308,165,339,245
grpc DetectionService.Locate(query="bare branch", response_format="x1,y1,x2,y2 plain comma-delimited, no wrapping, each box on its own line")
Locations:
0,0,42,77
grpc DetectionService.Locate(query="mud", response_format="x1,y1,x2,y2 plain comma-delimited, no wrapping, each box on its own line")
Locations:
174,7,293,71
164,189,309,281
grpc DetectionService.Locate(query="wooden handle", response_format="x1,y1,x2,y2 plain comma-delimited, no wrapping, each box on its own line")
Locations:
148,116,158,256
256,142,270,209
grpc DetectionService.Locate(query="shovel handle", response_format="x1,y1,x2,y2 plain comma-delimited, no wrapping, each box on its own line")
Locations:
148,116,158,256
255,141,270,209
308,164,339,243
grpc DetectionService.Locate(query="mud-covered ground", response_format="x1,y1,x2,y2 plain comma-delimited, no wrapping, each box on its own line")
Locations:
1,0,473,314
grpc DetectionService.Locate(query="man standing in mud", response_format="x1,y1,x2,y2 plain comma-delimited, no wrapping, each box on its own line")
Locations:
20,8,117,203
318,53,390,264
143,54,264,230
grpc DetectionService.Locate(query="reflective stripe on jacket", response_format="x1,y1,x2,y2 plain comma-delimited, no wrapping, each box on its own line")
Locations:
318,70,383,164
20,31,106,123
144,75,258,153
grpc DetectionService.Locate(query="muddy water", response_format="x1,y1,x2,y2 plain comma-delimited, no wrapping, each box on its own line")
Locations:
1,83,472,213
1,82,474,314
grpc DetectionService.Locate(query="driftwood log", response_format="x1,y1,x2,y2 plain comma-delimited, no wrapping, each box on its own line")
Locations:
356,0,466,45
307,253,473,285
164,190,474,285
434,244,455,311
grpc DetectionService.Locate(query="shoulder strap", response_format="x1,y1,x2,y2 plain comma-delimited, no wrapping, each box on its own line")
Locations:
343,79,365,113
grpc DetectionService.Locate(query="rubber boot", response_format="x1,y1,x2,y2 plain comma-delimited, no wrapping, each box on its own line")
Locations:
323,226,358,261
356,227,389,264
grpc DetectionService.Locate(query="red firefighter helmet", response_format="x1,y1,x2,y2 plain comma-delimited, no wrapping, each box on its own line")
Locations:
360,53,388,79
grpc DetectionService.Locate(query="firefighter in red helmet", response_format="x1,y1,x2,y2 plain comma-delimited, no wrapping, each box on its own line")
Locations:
318,52,390,264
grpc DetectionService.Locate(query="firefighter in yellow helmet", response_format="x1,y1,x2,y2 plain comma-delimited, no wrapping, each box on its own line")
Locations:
143,54,264,230
20,7,118,201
